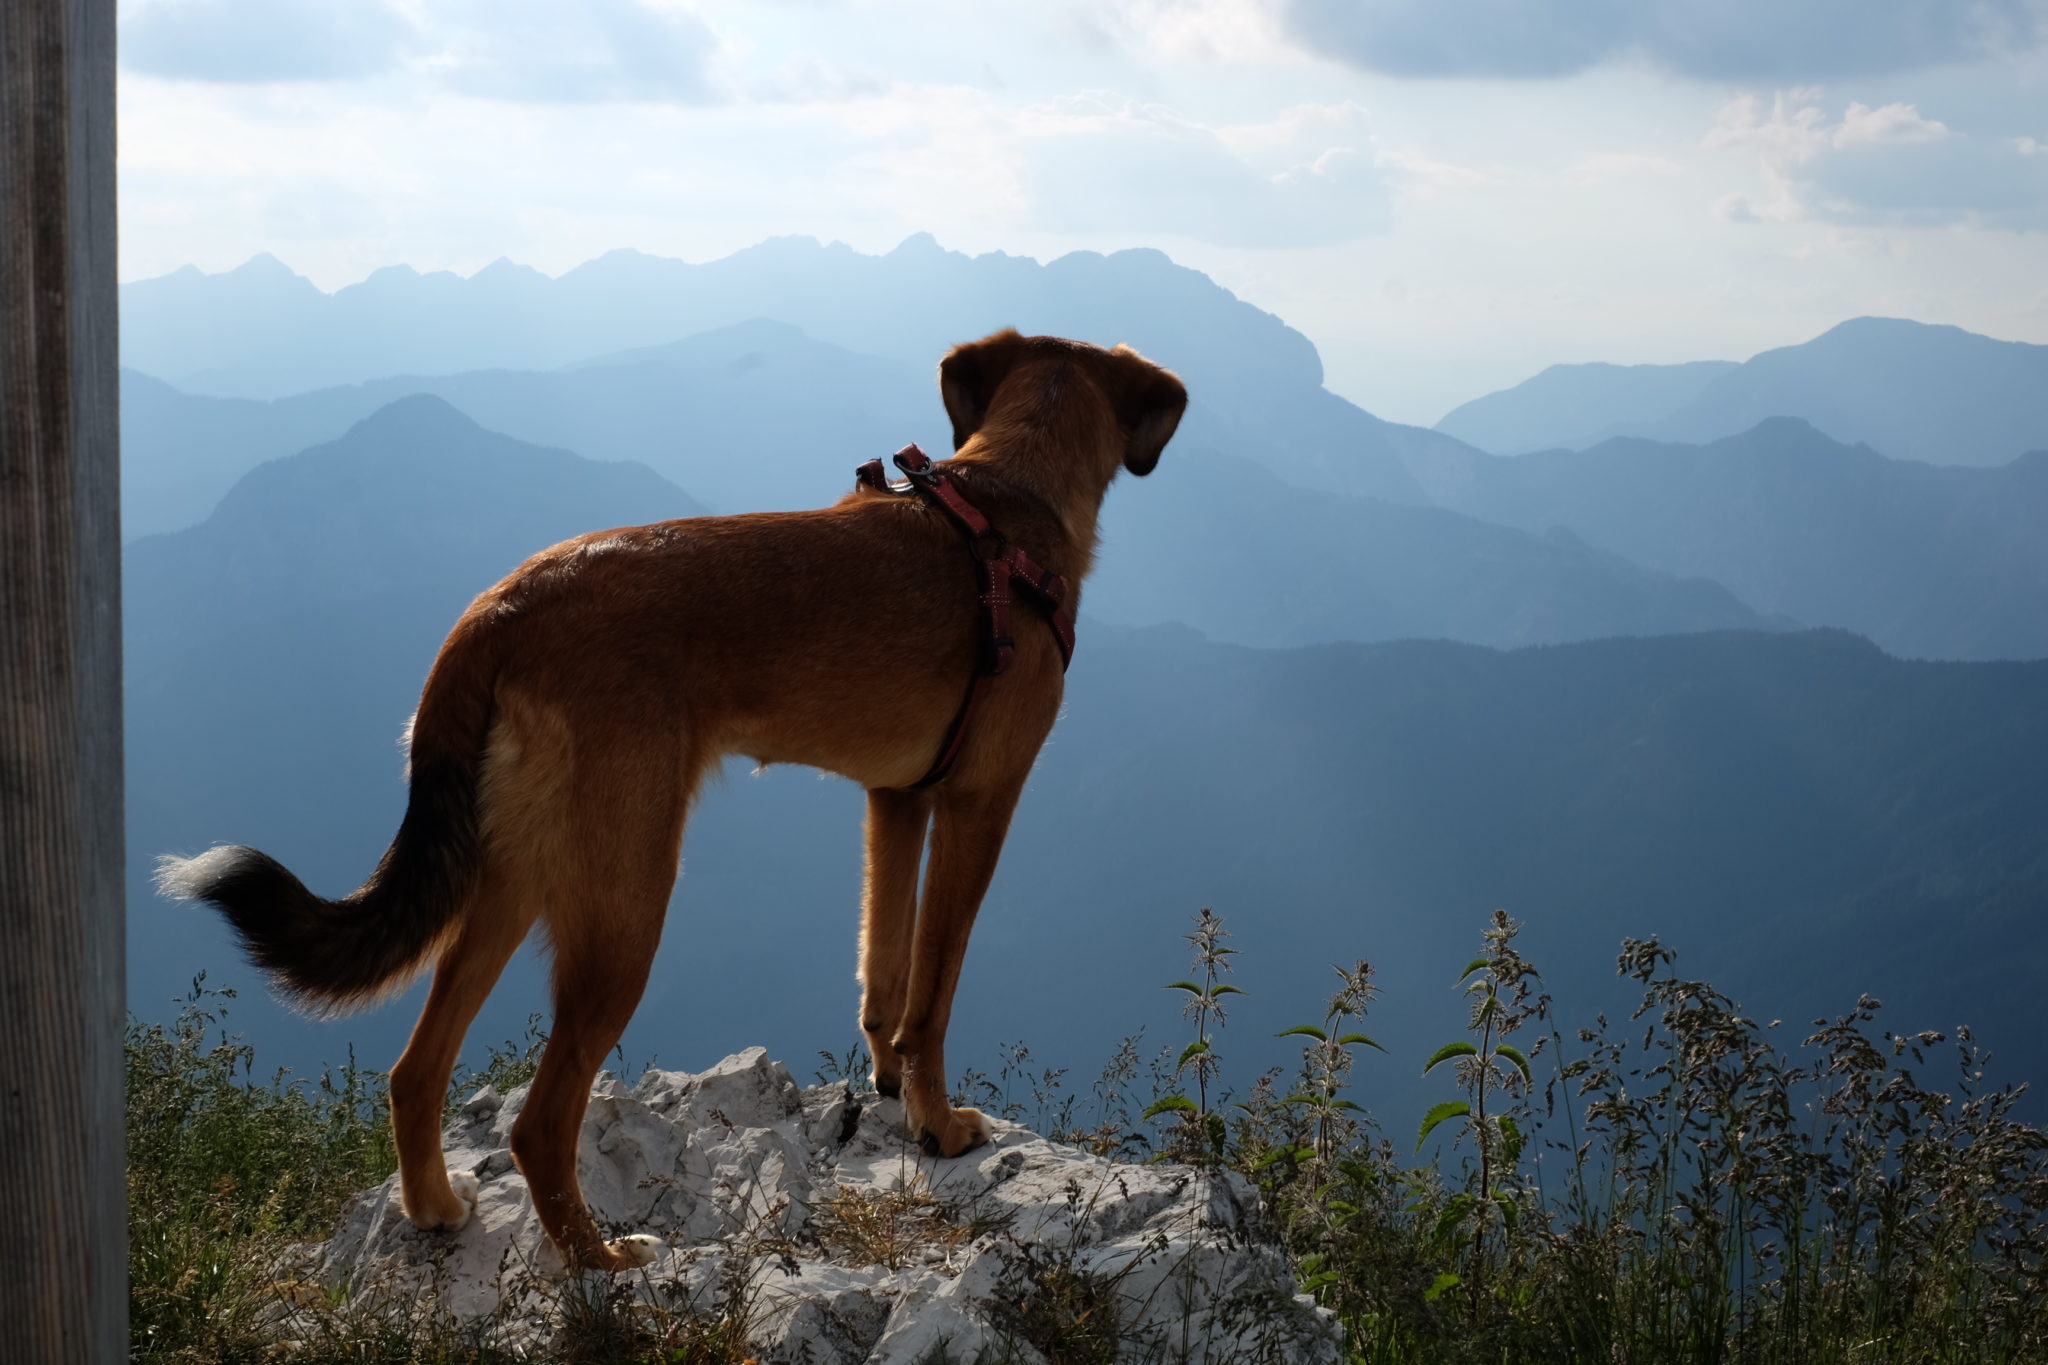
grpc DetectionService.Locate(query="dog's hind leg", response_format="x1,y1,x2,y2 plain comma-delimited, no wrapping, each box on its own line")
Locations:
893,775,1027,1158
858,786,933,1098
389,868,537,1232
512,903,668,1271
508,739,690,1272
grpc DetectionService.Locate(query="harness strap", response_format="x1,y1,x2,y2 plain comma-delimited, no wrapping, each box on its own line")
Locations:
859,443,1076,787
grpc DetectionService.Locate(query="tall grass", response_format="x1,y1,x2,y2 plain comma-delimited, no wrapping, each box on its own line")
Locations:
128,914,2048,1363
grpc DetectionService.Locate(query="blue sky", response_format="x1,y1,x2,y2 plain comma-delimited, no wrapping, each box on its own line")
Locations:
117,0,2048,422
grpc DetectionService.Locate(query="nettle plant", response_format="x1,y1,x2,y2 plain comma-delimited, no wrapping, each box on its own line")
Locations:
1276,961,1384,1168
1144,906,1244,1162
1417,912,1545,1275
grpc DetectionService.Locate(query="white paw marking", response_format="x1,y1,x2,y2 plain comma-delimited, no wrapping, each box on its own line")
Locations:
610,1234,665,1268
449,1170,480,1211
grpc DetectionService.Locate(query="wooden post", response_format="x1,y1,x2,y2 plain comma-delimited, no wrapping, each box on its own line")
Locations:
0,0,125,1359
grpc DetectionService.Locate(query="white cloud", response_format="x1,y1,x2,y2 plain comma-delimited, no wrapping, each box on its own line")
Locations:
120,0,412,83
1832,101,1950,149
423,0,721,104
119,0,724,104
1709,91,2048,230
1016,96,1393,246
1281,0,2048,81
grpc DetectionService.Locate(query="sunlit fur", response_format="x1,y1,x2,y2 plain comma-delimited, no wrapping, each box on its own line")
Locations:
159,331,1186,1272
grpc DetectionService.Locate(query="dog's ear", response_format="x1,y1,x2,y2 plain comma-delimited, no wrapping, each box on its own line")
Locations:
1106,346,1187,477
939,329,1028,451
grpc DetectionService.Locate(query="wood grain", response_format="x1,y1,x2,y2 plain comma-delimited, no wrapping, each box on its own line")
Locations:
0,0,125,1358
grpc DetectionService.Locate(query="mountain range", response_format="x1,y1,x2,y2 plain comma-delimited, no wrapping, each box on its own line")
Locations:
126,393,2048,1125
121,236,1452,506
122,328,1771,652
117,237,2048,1123
1404,417,2048,660
1437,317,2048,466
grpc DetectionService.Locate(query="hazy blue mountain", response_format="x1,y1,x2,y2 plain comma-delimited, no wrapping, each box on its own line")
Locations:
121,320,934,534
126,401,2048,1131
1435,359,1737,454
123,368,373,539
126,354,1774,649
1088,445,1768,649
120,237,1462,503
1406,417,2048,660
1436,318,2048,465
126,394,704,658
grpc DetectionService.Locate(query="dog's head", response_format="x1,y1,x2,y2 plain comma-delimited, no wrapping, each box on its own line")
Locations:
939,330,1187,478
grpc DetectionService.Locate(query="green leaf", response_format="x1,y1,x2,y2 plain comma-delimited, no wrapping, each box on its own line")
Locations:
1431,1193,1476,1243
1493,1042,1533,1084
1141,1095,1196,1121
1210,984,1247,998
1176,1040,1210,1067
1336,1032,1387,1052
1423,1272,1461,1303
1496,1114,1525,1164
1458,957,1491,981
1422,1042,1477,1075
1164,981,1205,996
1416,1101,1471,1150
1276,1024,1328,1042
1495,1193,1520,1228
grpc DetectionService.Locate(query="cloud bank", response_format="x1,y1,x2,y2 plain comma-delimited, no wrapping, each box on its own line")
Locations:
1282,0,2047,80
1711,92,2048,231
1017,98,1393,247
120,0,721,103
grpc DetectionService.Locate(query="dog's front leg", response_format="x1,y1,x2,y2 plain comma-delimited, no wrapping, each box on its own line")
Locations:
858,787,934,1098
893,778,1025,1157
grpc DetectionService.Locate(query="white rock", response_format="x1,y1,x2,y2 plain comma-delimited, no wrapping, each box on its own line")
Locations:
301,1050,1345,1362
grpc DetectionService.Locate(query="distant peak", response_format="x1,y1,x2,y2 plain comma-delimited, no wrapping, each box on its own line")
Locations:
1751,414,1818,433
888,231,945,257
737,235,826,257
470,257,546,283
1105,246,1175,270
1808,315,1976,346
347,392,479,437
228,252,298,278
1823,315,1930,333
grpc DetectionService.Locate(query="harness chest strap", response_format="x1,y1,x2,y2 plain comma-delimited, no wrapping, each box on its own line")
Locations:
856,443,1076,788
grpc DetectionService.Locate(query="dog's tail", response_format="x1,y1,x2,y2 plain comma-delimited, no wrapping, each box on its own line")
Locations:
157,617,500,1013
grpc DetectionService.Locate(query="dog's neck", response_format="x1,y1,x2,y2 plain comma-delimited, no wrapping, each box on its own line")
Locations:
946,388,1122,581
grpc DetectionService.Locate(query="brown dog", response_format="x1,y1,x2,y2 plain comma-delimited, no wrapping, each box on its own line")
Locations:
156,330,1186,1271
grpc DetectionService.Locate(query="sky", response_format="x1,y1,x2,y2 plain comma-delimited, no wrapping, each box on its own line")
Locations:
117,0,2048,424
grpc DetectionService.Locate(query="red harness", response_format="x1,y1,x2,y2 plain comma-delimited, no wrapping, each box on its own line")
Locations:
856,444,1076,788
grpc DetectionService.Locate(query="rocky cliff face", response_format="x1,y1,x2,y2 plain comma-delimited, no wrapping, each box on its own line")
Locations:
294,1049,1341,1363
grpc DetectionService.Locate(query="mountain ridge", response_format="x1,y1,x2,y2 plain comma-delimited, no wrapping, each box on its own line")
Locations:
1435,315,2048,465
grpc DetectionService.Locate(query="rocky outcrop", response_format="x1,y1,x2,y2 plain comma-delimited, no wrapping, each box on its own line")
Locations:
303,1049,1342,1362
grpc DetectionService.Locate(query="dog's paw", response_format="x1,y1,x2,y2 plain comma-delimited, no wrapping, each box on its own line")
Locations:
403,1170,479,1234
917,1105,994,1159
603,1234,666,1270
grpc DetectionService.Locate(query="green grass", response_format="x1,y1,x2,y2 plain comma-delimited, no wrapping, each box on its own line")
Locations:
128,912,2048,1363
